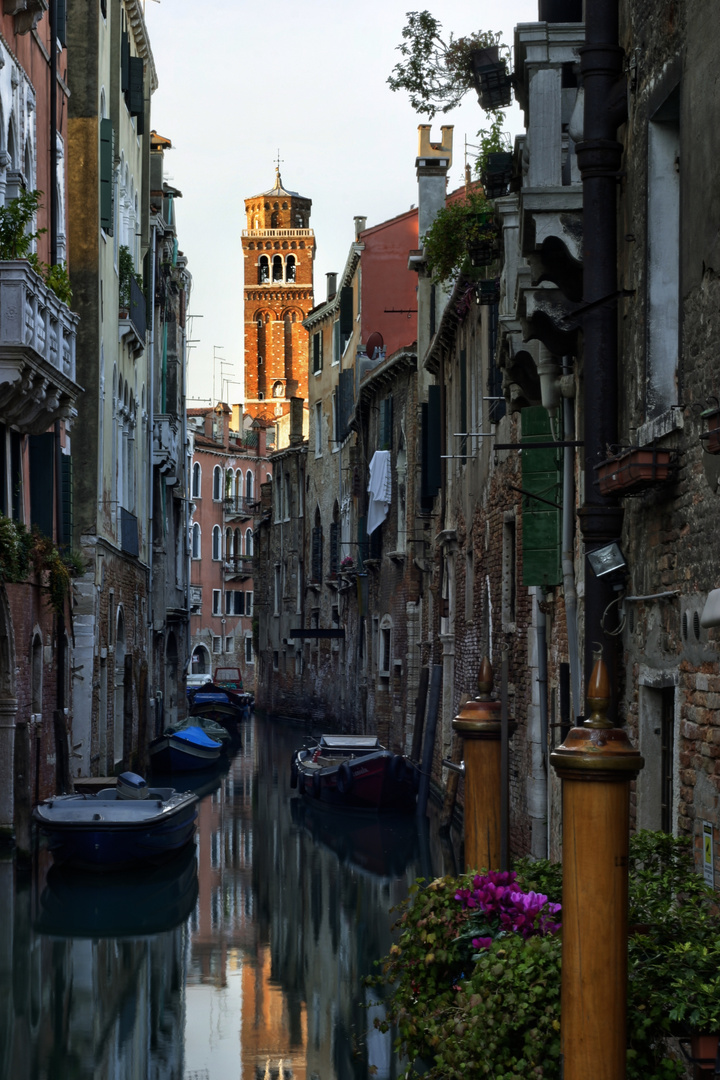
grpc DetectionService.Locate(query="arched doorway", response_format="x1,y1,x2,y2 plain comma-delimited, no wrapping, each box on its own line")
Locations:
192,644,211,675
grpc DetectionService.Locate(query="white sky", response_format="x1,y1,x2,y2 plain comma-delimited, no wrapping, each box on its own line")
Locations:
143,0,538,406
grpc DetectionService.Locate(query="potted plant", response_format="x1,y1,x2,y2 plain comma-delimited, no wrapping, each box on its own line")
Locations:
595,444,677,495
387,11,510,119
422,190,496,285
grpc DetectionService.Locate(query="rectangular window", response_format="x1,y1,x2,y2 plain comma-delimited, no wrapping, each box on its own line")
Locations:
245,591,253,617
379,396,393,451
234,591,245,616
225,636,234,653
332,319,341,365
329,521,340,576
646,90,680,419
340,285,354,340
274,565,281,615
212,589,221,616
273,650,279,671
379,627,391,676
245,636,254,664
314,401,323,456
311,526,323,583
212,636,222,654
312,331,323,373
225,591,233,615
128,56,144,118
502,517,517,628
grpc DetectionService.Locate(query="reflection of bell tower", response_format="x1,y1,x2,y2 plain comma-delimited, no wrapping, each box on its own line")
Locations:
243,168,315,445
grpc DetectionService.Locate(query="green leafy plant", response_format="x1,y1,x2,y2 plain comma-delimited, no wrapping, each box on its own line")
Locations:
388,10,508,119
370,833,712,1079
0,514,83,615
422,189,496,285
119,244,142,308
0,190,73,305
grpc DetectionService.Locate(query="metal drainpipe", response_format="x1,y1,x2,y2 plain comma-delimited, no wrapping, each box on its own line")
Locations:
562,361,582,720
534,588,549,858
575,0,626,714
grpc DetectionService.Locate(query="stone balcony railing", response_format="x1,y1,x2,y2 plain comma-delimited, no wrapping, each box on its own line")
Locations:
153,414,181,478
0,259,81,433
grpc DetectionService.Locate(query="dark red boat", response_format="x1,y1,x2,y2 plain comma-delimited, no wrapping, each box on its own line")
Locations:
291,734,418,812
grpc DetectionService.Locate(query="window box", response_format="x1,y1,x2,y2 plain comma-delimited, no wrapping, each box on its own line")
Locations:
477,277,501,305
596,446,677,496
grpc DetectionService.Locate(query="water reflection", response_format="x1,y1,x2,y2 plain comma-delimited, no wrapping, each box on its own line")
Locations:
1,717,458,1080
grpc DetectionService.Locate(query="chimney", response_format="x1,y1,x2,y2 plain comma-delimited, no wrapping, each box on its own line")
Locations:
416,124,454,238
354,215,367,239
257,423,267,457
289,397,304,446
326,272,337,300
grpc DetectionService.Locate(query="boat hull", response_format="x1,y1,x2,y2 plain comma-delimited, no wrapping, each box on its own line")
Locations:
33,790,198,870
149,731,223,773
292,736,417,812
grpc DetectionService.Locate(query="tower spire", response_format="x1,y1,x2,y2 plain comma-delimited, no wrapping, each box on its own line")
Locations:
274,149,284,188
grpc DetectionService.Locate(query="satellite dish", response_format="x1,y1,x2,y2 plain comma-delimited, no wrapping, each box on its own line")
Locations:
366,331,384,360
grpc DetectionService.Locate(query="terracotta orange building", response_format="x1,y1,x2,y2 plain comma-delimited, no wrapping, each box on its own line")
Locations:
242,170,315,447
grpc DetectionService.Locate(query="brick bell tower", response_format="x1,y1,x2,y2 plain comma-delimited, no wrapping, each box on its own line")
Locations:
242,168,315,443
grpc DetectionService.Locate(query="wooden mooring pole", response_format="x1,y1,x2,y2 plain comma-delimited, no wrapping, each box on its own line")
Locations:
550,656,643,1080
452,658,515,872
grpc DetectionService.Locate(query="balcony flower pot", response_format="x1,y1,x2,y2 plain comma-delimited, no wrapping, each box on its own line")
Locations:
596,446,675,496
481,151,514,198
477,277,500,305
689,1033,720,1073
469,47,512,110
700,406,720,455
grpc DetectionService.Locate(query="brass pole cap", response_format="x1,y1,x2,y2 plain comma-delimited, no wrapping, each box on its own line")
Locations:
453,657,509,739
550,725,644,781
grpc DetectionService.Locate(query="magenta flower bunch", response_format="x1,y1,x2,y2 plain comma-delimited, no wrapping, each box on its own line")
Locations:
454,869,561,951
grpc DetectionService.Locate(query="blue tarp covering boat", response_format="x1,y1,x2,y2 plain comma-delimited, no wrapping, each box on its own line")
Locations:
149,725,223,773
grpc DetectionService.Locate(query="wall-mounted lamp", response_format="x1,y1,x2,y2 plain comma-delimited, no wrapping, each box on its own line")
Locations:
587,542,627,578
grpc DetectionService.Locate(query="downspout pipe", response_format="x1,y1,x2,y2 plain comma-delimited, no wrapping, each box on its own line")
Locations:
575,0,627,715
562,360,581,721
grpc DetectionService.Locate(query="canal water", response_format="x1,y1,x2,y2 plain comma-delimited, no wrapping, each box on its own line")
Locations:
0,715,461,1080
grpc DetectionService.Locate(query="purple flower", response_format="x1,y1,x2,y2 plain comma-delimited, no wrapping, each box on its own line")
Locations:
472,937,493,951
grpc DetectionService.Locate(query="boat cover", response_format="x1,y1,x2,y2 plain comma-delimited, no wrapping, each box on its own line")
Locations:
173,726,222,749
319,735,382,751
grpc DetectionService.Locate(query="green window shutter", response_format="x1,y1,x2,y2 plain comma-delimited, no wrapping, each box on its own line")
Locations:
459,349,468,462
379,396,393,451
100,118,114,234
313,331,322,373
129,56,144,117
56,0,66,46
329,522,340,575
421,385,442,498
121,32,130,94
29,433,55,539
340,285,353,338
61,454,73,546
521,406,562,588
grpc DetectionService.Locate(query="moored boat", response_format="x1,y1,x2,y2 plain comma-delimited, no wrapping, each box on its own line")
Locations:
33,772,198,869
149,725,223,773
291,734,418,812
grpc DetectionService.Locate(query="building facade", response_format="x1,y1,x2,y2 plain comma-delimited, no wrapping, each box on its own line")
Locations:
0,1,82,844
242,170,314,449
188,405,270,693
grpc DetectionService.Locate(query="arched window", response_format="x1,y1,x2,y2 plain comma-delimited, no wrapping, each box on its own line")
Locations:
245,528,253,557
212,465,222,501
245,470,254,501
286,254,296,282
225,527,233,562
226,468,234,499
234,527,242,557
273,381,284,398
272,254,283,281
258,255,269,284
191,645,210,675
191,522,201,560
191,461,201,498
236,468,243,500
212,525,221,561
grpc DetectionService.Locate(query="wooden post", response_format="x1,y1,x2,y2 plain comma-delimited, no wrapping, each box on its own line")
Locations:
550,657,643,1080
453,658,515,872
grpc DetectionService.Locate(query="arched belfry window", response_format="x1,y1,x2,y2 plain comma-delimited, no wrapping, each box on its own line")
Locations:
258,255,269,284
272,255,283,282
286,255,296,282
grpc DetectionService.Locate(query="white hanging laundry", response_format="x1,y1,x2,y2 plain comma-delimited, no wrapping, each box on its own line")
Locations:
367,450,392,535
